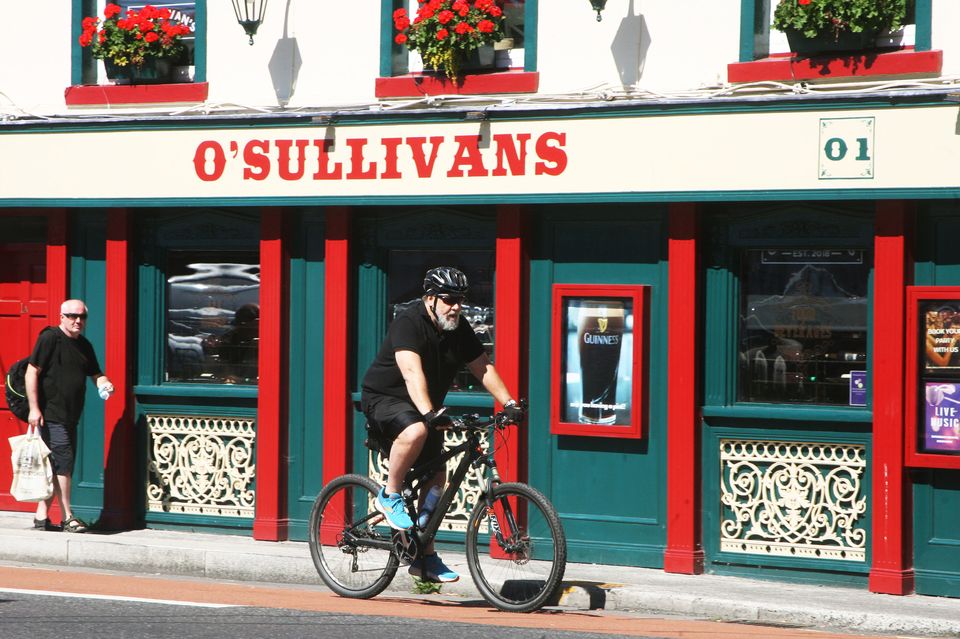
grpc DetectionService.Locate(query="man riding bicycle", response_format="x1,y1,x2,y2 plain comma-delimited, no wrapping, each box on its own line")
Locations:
360,266,525,583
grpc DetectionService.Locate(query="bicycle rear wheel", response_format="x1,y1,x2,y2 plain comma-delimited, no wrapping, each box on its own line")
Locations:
465,482,567,612
308,473,399,598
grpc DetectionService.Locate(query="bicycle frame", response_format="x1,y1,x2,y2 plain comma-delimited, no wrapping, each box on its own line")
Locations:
408,427,500,546
345,425,500,554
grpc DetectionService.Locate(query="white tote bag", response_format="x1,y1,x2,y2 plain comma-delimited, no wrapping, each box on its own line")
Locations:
9,425,54,502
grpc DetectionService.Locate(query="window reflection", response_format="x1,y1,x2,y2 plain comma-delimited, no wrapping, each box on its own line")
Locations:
166,252,260,384
739,249,869,405
388,249,494,393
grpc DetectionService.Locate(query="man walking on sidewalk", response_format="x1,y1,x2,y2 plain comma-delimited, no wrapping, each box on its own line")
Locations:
26,299,113,533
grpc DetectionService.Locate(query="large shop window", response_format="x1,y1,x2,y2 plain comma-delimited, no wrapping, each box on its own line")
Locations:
739,249,869,405
388,249,494,393
165,251,260,385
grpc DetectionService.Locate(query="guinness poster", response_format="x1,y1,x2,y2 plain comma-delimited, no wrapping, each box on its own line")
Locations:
561,297,633,426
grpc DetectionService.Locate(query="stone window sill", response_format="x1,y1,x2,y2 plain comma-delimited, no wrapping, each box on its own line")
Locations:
727,48,942,83
64,82,209,106
375,70,538,98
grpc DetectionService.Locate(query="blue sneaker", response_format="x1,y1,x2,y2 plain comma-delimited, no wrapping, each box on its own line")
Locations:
375,487,413,530
409,553,459,583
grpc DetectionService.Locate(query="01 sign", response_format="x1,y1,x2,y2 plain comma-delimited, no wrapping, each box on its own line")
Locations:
819,117,875,180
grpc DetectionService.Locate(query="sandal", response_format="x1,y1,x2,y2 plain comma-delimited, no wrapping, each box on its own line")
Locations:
33,518,49,530
62,517,88,533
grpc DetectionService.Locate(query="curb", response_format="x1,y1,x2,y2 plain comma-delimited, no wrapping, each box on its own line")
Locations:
1,524,958,637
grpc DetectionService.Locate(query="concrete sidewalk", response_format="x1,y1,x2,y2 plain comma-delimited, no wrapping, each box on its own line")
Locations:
0,511,957,637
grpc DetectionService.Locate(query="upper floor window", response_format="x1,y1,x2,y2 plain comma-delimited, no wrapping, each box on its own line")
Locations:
395,0,526,74
730,0,937,83
377,0,538,96
73,0,204,86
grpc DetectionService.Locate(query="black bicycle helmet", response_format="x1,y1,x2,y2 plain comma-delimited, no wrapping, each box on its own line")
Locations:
423,266,469,297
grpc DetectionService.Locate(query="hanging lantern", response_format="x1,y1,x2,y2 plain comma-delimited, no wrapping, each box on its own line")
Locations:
589,0,607,21
231,0,268,45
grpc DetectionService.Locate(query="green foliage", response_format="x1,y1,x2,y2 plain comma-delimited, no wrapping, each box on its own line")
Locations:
772,0,907,40
412,577,443,594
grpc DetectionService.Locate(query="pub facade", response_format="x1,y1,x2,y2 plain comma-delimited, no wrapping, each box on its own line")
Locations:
1,0,959,599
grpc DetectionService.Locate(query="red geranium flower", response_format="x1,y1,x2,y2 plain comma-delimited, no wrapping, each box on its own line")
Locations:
477,19,495,33
395,33,408,44
436,28,449,40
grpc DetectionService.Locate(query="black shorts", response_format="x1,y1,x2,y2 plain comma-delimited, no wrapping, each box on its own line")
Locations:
39,421,76,476
361,395,442,468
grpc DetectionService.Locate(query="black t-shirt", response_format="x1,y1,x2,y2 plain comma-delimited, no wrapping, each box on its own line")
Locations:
361,302,485,409
29,327,102,426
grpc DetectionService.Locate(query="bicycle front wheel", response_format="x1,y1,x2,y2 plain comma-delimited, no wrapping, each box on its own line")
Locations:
308,474,399,598
465,482,567,612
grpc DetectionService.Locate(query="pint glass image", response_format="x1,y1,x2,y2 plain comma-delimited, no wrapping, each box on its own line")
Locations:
576,301,625,424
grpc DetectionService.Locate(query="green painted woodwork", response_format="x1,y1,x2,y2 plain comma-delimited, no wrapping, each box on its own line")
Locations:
527,204,668,567
134,209,259,531
739,0,768,62
69,211,109,524
912,468,960,596
914,0,932,51
286,210,326,541
702,422,871,582
911,204,960,597
701,206,875,580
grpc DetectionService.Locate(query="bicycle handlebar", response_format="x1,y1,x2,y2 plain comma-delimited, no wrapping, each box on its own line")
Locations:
447,399,528,432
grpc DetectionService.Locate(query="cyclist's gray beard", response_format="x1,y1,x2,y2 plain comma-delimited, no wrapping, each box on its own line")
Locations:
437,313,460,332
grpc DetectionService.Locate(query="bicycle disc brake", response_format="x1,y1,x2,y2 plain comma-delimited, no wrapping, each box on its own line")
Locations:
487,507,532,563
392,529,421,564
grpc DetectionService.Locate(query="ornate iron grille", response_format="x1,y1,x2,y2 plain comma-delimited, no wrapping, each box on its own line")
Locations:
720,439,867,562
146,414,256,517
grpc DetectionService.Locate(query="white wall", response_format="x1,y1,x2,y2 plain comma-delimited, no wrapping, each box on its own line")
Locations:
0,1,955,118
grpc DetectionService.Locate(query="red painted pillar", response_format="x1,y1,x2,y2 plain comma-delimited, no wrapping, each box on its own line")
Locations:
663,203,704,574
321,208,352,486
869,201,914,594
100,208,136,530
46,209,68,323
253,208,290,541
494,205,527,483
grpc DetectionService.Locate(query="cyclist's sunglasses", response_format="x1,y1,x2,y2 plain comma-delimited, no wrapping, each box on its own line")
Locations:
62,312,88,320
437,295,465,306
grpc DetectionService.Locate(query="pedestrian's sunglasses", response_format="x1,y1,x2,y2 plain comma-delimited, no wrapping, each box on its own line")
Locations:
62,312,88,320
437,295,465,306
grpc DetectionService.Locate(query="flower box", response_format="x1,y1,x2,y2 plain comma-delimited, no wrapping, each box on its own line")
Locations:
784,27,878,56
104,59,174,85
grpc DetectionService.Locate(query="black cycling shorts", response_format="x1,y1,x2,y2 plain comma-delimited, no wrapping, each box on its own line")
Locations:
362,395,442,468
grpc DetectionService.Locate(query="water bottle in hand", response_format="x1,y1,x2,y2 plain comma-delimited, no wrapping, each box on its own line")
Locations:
417,486,442,529
98,383,114,400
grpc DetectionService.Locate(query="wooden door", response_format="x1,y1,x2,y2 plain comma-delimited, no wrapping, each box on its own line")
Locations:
0,243,49,510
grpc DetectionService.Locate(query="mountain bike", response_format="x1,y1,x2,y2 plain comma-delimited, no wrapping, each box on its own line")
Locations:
308,404,567,613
